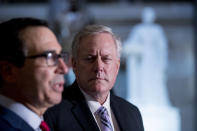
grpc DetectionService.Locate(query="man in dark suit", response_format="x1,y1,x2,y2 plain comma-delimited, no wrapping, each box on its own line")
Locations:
44,25,144,131
0,18,69,131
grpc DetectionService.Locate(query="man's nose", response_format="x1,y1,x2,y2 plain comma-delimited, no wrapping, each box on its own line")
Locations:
56,58,69,74
94,57,104,72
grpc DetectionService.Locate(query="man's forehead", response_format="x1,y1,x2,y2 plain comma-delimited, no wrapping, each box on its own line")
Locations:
20,26,52,40
20,26,61,55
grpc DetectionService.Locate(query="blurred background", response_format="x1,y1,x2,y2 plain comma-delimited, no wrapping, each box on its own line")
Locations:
0,0,195,131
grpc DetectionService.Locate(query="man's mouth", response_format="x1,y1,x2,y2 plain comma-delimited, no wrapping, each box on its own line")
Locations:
51,75,65,93
52,82,64,93
89,77,106,81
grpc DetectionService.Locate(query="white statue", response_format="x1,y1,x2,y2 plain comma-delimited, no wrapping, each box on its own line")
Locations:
123,7,180,131
124,7,169,106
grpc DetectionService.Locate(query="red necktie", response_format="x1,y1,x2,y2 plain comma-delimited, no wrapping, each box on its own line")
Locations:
40,121,50,131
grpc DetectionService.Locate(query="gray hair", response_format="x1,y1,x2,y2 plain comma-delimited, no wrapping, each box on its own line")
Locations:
72,24,122,58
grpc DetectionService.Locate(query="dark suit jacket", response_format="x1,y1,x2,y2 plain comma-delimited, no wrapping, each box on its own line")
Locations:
44,81,144,131
0,105,34,131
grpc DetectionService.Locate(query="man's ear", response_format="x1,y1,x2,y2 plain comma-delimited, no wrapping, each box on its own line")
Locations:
0,61,18,83
116,59,120,75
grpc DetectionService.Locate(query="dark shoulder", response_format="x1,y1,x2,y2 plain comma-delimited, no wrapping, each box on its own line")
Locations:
45,100,72,117
0,118,18,131
45,81,82,115
62,81,84,100
111,94,140,112
44,100,72,129
44,82,83,118
0,107,25,131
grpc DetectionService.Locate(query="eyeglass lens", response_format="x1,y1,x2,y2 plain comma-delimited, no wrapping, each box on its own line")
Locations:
46,52,69,66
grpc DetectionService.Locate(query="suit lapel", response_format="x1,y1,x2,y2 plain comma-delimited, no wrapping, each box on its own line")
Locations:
72,100,100,131
110,95,127,131
67,82,100,131
0,106,34,131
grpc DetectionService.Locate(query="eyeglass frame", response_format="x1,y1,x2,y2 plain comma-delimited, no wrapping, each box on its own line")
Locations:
25,50,69,67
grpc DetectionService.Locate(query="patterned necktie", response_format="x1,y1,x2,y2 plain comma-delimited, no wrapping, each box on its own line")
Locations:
96,106,113,131
40,121,50,131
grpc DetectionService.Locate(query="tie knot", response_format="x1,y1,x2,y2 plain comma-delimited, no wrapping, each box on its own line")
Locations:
96,106,108,116
40,121,50,131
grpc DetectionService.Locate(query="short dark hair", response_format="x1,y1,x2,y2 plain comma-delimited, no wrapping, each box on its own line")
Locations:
0,17,48,67
0,17,48,87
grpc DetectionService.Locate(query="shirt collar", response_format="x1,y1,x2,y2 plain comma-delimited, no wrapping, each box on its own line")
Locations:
0,94,42,130
80,88,111,114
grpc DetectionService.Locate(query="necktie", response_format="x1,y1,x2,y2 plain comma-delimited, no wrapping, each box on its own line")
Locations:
40,121,50,131
96,106,113,131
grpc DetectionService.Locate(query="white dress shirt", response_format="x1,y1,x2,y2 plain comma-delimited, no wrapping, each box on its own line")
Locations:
0,94,43,131
80,89,120,131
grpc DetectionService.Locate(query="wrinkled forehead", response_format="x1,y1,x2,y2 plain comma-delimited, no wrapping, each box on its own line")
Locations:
80,33,114,46
78,33,118,55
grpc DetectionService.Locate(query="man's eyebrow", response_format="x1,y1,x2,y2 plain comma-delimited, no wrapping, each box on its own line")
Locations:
43,50,56,54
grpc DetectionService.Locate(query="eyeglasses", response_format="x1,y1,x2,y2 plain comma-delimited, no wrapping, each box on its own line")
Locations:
26,51,69,66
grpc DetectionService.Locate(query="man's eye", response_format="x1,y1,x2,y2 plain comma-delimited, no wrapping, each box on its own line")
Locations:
86,56,93,60
102,57,112,62
84,56,94,62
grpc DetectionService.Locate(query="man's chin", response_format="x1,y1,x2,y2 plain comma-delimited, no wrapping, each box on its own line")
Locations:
89,85,109,93
89,79,106,86
48,95,62,107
